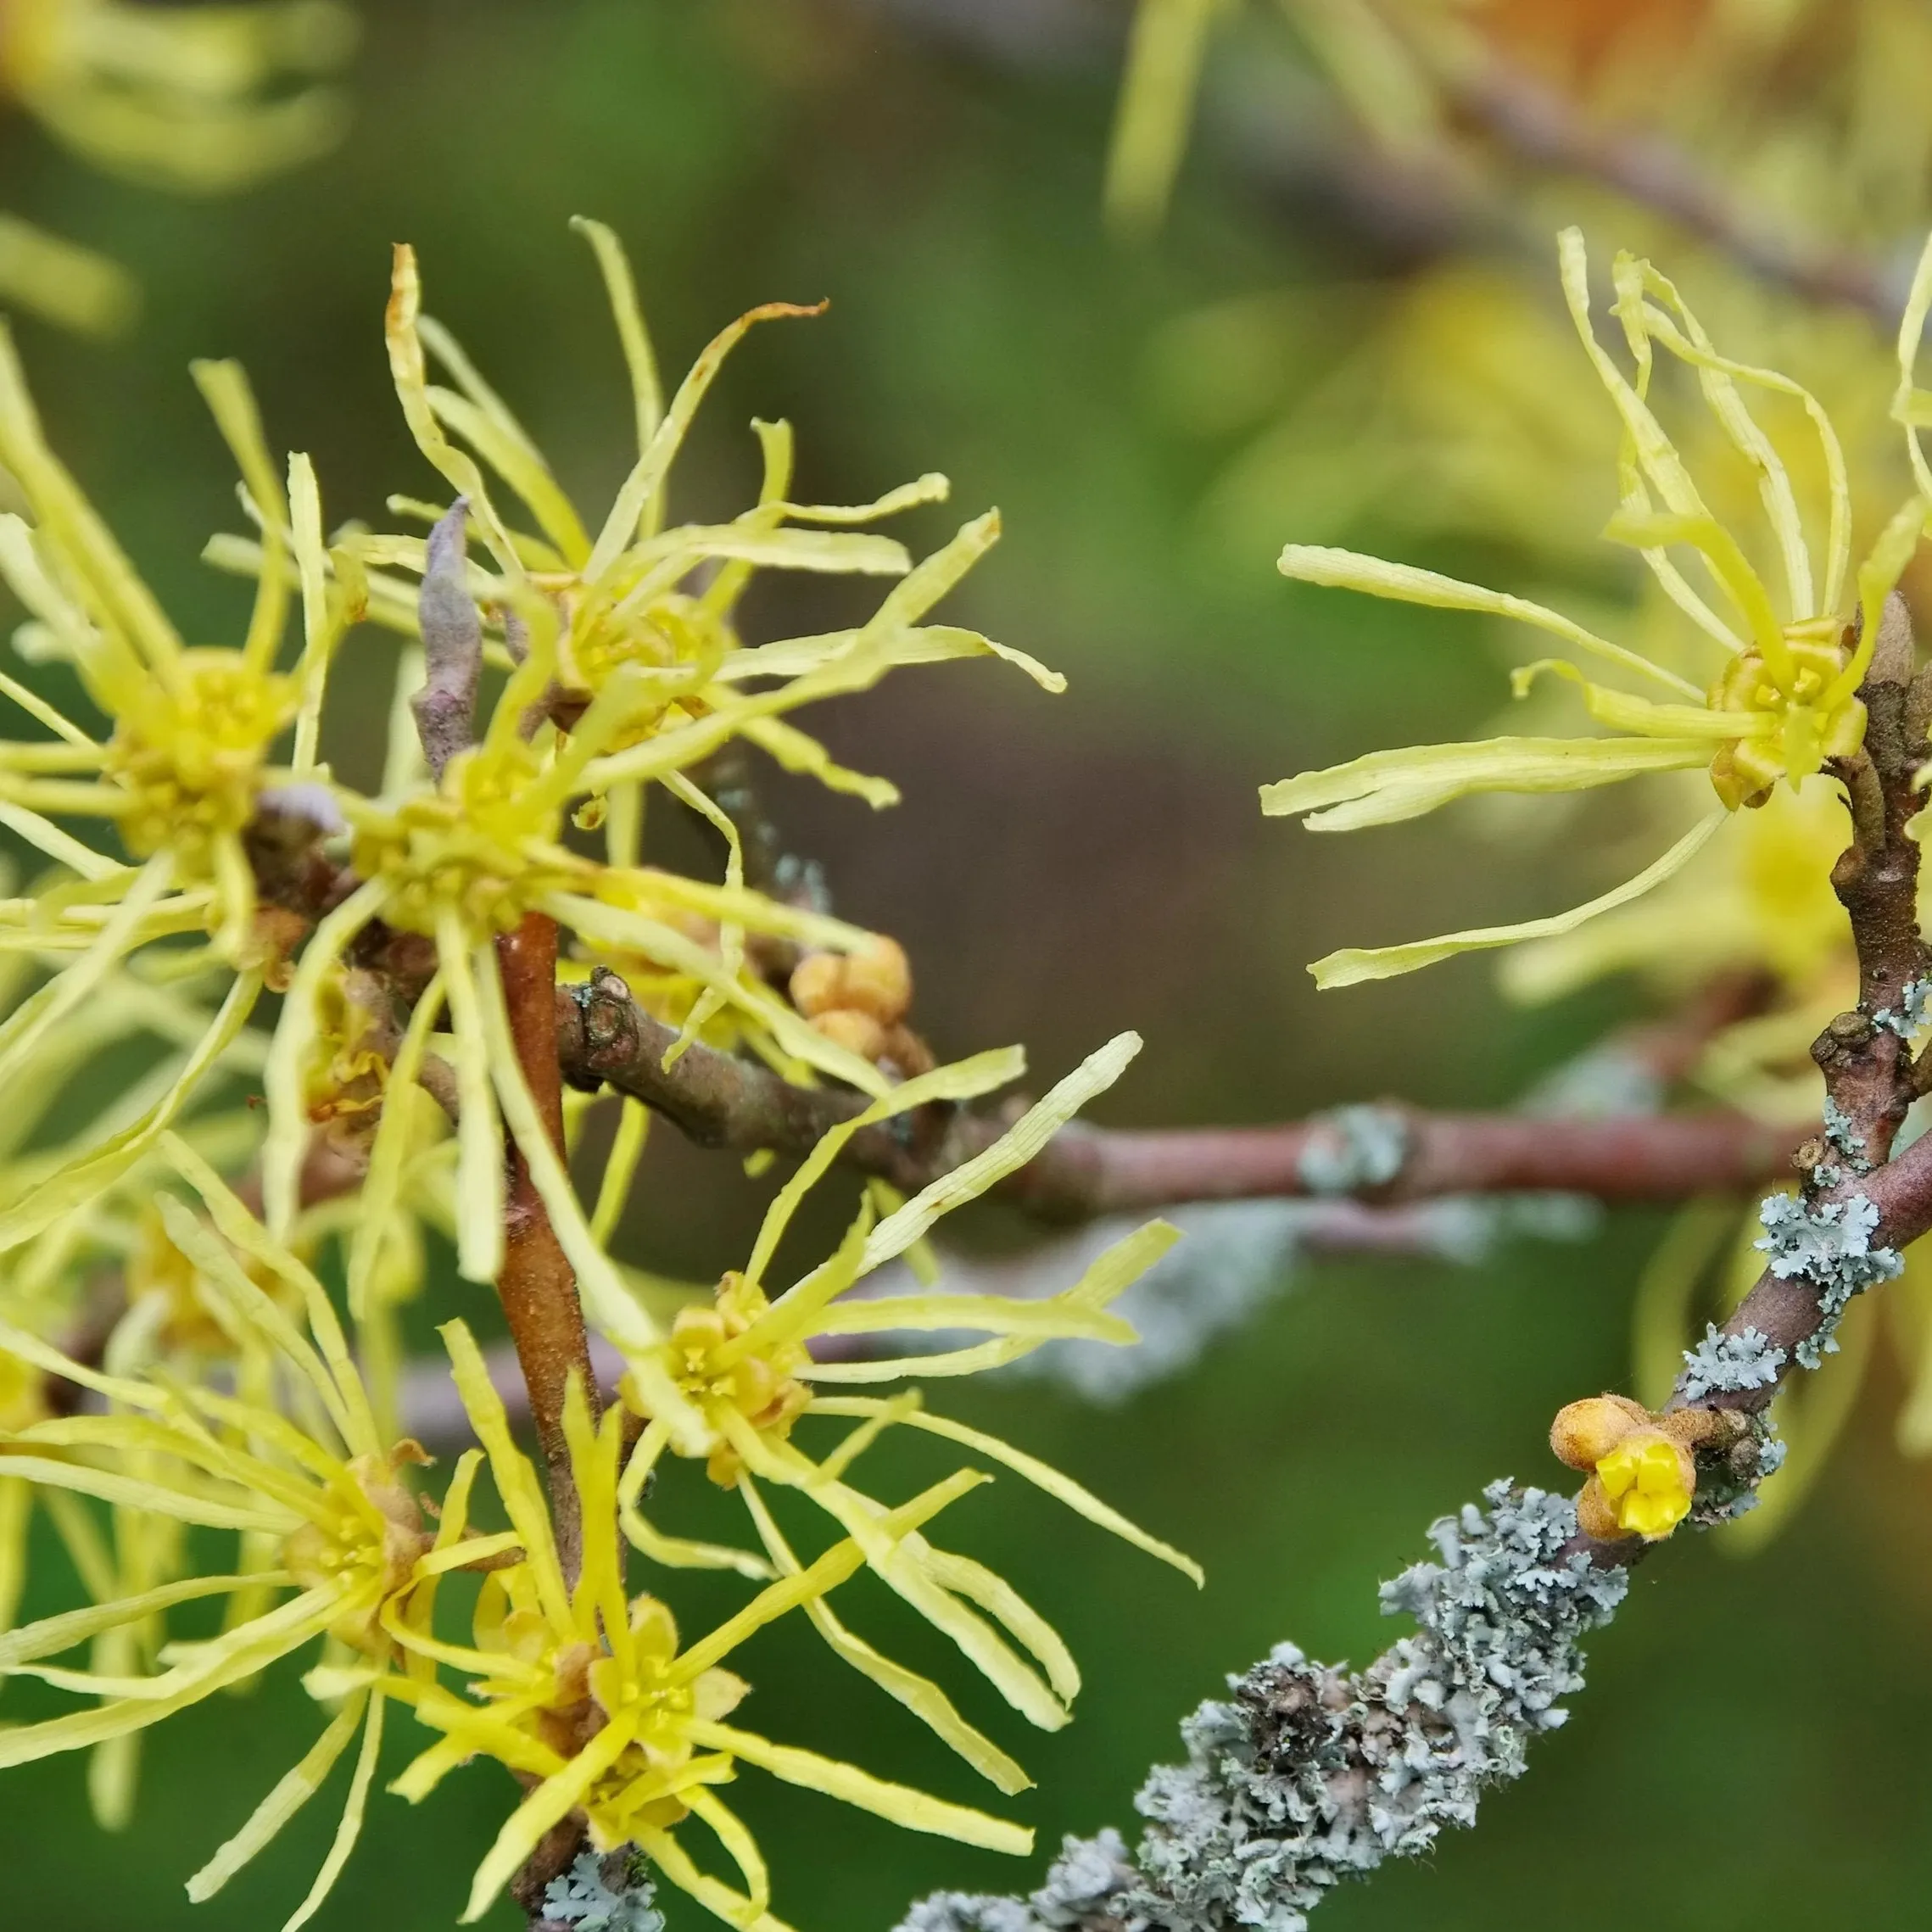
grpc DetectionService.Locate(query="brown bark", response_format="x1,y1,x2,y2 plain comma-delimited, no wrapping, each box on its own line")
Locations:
557,968,1800,1219
495,911,598,1585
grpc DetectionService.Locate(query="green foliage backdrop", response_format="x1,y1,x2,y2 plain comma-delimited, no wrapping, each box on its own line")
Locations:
3,4,1929,1926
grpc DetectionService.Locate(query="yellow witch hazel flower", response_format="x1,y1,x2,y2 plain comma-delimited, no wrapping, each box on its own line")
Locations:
0,1139,517,1932
611,1031,1201,1795
355,221,1061,844
1265,226,1932,989
0,0,355,334
256,563,913,1341
0,951,267,1653
372,1323,1031,1930
0,324,358,1254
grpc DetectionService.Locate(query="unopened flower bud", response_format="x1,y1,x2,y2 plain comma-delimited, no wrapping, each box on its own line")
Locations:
790,951,846,1018
812,1008,891,1062
840,935,912,1024
1550,1393,1648,1471
1575,1474,1628,1543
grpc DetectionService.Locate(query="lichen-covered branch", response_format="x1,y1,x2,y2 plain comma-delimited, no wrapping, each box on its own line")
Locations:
1654,604,1931,1427
887,617,1932,1932
896,1482,1624,1932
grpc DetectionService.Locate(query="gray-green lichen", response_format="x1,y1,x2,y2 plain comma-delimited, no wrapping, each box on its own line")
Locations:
1819,1097,1869,1171
1689,1413,1788,1526
1678,1323,1784,1401
894,1482,1625,1932
1754,1190,1902,1369
1871,978,1932,1038
542,1851,664,1932
1296,1105,1409,1196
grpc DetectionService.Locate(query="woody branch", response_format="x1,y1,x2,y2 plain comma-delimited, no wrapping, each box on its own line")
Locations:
1565,596,1932,1565
555,963,1796,1217
861,0,1904,327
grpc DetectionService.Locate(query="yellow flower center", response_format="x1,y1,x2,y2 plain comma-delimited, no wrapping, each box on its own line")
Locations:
103,650,295,874
349,740,576,936
577,1595,748,1838
303,969,393,1135
623,1276,810,1487
1706,622,1864,811
543,577,723,755
1594,1431,1693,1541
281,1447,433,1653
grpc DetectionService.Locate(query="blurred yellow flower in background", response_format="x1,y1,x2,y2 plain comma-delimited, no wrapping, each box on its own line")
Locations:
1264,226,1932,989
0,0,355,333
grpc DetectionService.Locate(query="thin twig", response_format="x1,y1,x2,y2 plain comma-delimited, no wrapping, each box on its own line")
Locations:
496,911,598,1585
1443,49,1899,325
853,0,1904,326
556,968,1800,1218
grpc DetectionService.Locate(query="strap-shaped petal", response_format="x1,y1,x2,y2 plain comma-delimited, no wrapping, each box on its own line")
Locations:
1262,734,1709,832
1309,812,1725,988
1277,543,1698,697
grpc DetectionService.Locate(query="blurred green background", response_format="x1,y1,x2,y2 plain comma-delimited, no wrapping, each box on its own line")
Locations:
8,3,1932,1927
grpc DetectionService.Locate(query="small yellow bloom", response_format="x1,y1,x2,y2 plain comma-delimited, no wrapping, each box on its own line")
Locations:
103,650,297,876
1264,226,1932,989
1594,1431,1696,1541
0,334,369,1252
0,1141,513,1932
356,223,1061,837
612,1033,1200,1793
383,1322,1030,1931
257,616,893,1306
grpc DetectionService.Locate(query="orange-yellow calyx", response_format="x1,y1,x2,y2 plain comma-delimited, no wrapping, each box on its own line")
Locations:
1549,1393,1649,1470
281,1443,433,1652
1592,1431,1695,1541
621,1273,809,1487
1706,623,1865,810
303,968,395,1143
790,934,930,1072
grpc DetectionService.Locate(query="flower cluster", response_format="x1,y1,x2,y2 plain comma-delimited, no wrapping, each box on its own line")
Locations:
0,222,1197,1931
